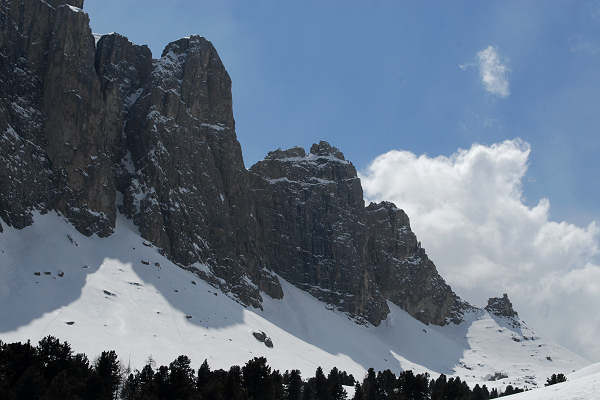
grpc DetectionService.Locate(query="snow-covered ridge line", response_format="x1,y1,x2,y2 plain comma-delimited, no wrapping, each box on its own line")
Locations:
269,153,350,165
60,4,84,13
266,177,336,186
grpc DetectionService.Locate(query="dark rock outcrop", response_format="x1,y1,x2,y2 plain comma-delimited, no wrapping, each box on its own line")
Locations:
0,0,470,326
249,143,469,325
0,0,120,236
486,294,518,318
116,35,282,307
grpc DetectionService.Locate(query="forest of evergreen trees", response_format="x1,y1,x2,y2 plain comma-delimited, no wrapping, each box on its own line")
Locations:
0,336,539,399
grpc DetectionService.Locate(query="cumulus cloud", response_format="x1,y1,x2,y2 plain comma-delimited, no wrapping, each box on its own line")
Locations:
360,140,600,360
461,46,510,97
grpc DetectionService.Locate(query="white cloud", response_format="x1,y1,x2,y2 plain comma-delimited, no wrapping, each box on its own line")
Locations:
360,139,600,360
462,46,510,97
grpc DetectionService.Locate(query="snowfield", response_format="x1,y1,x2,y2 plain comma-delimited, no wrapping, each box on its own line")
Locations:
0,212,589,392
504,363,600,399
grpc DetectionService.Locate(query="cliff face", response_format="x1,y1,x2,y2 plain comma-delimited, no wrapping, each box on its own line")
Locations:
0,0,469,325
249,143,468,325
0,0,115,235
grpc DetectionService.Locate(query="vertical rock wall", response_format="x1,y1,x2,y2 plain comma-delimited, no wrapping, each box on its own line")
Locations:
0,0,470,325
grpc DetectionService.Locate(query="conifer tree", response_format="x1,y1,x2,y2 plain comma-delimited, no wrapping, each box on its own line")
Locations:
169,355,196,400
327,367,347,400
243,357,273,400
120,373,138,400
196,359,211,396
91,350,121,400
154,365,170,400
303,378,316,400
545,373,567,386
489,387,499,398
352,383,363,400
224,365,247,400
362,368,382,400
314,367,329,400
287,369,303,400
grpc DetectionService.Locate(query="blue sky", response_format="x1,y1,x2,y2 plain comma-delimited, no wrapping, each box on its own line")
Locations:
86,0,600,226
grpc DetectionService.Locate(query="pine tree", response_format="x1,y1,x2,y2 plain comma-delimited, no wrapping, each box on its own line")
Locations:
352,383,363,400
169,355,196,400
243,357,273,400
272,370,285,400
287,369,303,400
545,373,567,386
13,365,45,400
314,367,329,400
36,336,73,384
303,378,316,400
154,365,170,400
225,365,247,400
489,387,499,399
327,367,347,400
90,350,121,400
197,358,211,395
120,373,138,400
362,368,382,400
430,374,446,400
480,385,491,400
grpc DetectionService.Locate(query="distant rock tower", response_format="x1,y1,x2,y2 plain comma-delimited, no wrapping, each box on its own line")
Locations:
485,293,518,318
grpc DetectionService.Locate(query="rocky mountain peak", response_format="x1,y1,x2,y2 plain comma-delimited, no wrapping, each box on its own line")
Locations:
309,140,346,160
250,143,469,326
47,0,84,8
152,35,233,127
486,293,518,318
265,146,306,160
1,0,471,328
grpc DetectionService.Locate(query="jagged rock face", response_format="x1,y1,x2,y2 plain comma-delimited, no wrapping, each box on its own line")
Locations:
0,0,117,236
94,34,152,190
364,202,469,325
0,0,468,326
250,143,468,325
118,35,281,306
250,142,388,324
486,294,518,318
0,1,279,307
42,3,118,236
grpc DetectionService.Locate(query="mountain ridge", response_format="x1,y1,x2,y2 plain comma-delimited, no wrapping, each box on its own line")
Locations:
0,0,470,327
0,211,588,391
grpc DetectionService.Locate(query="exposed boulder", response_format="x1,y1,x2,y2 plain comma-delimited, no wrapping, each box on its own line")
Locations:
252,331,273,348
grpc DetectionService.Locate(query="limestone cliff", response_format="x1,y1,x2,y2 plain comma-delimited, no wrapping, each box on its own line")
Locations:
0,0,471,326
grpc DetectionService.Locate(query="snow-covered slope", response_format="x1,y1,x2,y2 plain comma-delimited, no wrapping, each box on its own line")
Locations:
504,363,600,399
0,213,588,390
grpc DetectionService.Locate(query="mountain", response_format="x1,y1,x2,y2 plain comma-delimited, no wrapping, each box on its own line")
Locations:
0,0,466,327
0,213,587,391
0,0,591,391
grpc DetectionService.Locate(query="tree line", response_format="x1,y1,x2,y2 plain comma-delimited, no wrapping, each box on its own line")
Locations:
1,336,554,400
